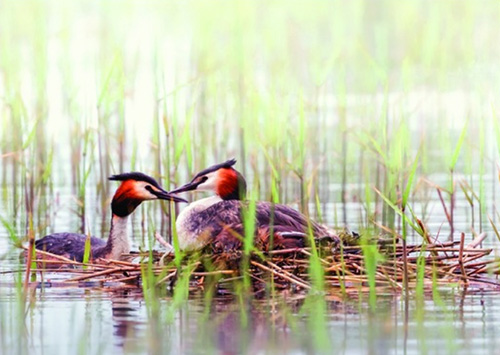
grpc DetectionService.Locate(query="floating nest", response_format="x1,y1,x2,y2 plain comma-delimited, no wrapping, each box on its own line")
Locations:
18,231,500,294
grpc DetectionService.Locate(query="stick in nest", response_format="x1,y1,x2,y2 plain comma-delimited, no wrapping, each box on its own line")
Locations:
155,232,175,266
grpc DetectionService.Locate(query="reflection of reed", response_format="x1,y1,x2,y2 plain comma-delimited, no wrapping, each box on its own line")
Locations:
181,301,289,354
110,291,143,350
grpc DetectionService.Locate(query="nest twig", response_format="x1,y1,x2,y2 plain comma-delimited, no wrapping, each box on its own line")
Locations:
20,235,500,294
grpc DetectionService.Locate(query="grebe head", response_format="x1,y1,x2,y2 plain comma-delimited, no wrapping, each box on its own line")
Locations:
170,159,247,200
109,172,187,217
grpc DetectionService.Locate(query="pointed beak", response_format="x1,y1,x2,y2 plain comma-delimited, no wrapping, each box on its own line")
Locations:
152,187,188,203
168,181,199,195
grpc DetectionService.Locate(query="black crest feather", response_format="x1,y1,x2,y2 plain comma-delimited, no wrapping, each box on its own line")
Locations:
192,158,237,180
108,172,161,188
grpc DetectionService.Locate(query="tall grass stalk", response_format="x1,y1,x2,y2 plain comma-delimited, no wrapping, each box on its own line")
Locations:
241,191,257,291
302,226,331,350
447,120,469,240
401,150,420,293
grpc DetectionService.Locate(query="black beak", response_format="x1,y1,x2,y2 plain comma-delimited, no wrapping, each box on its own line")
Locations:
168,181,200,195
152,187,188,203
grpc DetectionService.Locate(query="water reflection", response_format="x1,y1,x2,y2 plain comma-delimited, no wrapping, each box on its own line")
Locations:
1,279,500,354
110,291,143,351
169,297,297,354
1,188,499,354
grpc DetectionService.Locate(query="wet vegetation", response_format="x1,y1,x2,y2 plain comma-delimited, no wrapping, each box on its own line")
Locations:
1,1,500,353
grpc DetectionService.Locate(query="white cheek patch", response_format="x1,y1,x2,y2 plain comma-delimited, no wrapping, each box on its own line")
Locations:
196,172,217,191
135,181,159,200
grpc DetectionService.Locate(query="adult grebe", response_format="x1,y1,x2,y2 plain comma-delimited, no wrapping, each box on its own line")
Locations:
35,172,187,261
169,159,339,252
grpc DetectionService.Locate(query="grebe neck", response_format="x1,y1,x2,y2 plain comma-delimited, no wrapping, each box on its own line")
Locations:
176,195,223,228
104,214,130,259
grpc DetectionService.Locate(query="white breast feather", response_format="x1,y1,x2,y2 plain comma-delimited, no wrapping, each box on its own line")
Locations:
176,196,222,251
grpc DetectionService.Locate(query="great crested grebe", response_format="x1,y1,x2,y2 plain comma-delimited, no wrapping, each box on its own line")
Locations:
35,172,187,261
169,159,340,252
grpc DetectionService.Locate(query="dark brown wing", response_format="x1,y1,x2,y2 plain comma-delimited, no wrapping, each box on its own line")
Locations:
257,202,329,235
35,233,107,261
208,223,327,254
200,200,335,253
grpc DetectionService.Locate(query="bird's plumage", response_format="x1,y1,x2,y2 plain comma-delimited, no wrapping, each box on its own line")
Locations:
177,199,337,252
34,232,108,261
35,172,183,262
108,172,162,187
171,159,340,252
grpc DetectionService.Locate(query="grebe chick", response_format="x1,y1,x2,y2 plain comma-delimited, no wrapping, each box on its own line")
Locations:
169,159,340,252
35,172,187,261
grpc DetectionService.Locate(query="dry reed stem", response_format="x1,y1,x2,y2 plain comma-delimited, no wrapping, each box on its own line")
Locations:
23,234,35,292
264,259,312,286
155,270,177,285
458,232,469,284
64,267,136,282
17,234,500,292
466,232,487,248
250,260,311,290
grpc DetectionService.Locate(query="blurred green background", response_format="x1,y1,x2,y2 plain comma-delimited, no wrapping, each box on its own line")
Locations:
2,0,499,237
2,2,500,354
